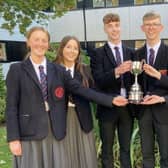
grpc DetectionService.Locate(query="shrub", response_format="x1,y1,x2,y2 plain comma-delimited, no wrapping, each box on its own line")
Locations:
0,64,6,123
0,97,6,123
0,64,6,98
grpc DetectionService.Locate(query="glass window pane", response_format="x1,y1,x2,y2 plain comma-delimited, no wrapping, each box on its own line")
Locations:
148,0,163,3
95,42,105,48
93,0,105,7
135,40,145,49
106,0,119,7
134,0,148,5
163,39,168,45
0,43,7,61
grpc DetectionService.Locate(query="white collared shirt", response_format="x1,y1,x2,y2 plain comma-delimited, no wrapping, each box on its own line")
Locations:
30,56,47,82
108,41,124,63
147,40,161,65
66,65,75,78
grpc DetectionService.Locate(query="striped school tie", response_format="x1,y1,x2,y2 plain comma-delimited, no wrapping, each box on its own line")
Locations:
39,65,48,101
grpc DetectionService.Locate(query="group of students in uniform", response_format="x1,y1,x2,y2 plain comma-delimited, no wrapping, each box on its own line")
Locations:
5,10,168,168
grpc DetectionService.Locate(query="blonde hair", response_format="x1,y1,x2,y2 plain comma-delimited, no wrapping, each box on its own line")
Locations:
143,11,161,22
103,13,120,24
25,26,50,58
26,26,50,42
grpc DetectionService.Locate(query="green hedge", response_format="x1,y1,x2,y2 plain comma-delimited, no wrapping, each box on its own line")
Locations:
0,97,6,124
0,64,6,124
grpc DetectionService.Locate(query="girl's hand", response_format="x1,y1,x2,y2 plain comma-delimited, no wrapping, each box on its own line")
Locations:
9,140,22,156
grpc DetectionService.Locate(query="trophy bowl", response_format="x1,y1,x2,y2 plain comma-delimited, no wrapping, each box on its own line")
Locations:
131,61,143,74
128,61,144,104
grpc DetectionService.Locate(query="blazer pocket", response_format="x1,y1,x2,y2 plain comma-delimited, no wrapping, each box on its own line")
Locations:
19,114,35,136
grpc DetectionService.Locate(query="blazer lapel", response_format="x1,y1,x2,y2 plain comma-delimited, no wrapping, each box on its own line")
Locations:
122,45,131,61
74,70,82,81
47,61,55,91
154,41,164,68
137,45,148,94
22,58,41,90
104,43,117,66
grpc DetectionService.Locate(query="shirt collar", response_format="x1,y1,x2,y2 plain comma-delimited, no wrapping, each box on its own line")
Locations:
30,56,47,74
146,40,161,54
66,64,75,78
108,41,122,50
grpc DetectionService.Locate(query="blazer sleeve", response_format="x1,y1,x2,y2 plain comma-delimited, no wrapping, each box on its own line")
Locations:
63,68,115,107
5,63,21,142
158,75,168,89
90,48,116,89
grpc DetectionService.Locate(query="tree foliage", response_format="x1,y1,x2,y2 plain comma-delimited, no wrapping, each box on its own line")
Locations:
0,0,75,34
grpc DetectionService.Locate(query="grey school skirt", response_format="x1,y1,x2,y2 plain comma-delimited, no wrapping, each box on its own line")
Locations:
13,107,98,168
13,114,69,168
64,106,98,168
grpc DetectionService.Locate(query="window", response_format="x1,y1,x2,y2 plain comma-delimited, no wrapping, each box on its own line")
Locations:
95,42,105,48
163,39,168,45
106,0,118,7
93,0,105,7
135,40,145,49
134,0,148,5
148,0,163,3
0,43,7,62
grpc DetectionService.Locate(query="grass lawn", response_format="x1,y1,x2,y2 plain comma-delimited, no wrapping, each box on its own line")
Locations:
0,126,12,168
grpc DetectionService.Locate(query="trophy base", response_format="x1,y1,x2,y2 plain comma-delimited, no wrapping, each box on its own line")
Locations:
129,99,143,104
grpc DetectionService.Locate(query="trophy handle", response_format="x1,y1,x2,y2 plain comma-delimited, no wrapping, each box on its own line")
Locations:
141,59,146,70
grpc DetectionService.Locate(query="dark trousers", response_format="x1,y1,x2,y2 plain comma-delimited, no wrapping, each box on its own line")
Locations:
138,107,168,168
99,107,133,168
138,108,155,168
155,121,168,168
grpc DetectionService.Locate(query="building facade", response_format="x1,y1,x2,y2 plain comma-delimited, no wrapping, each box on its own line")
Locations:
49,0,168,51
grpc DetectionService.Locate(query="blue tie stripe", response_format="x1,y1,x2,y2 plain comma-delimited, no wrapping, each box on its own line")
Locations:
149,48,155,65
39,65,48,101
114,46,124,88
114,46,122,65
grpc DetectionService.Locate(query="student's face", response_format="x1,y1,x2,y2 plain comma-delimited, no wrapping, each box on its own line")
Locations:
104,21,121,43
141,18,163,42
27,30,49,58
63,39,79,64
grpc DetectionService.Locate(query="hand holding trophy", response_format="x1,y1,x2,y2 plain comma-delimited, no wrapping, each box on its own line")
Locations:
128,60,145,104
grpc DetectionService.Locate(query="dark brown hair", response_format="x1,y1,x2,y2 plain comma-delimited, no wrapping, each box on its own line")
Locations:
54,35,92,88
103,13,120,24
55,36,81,65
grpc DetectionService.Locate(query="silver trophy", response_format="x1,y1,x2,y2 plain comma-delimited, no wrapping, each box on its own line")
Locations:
128,60,145,104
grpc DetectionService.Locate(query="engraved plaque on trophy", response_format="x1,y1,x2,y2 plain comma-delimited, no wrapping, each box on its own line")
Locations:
128,60,144,104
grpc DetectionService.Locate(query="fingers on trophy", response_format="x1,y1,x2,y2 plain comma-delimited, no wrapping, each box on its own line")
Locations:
128,59,145,104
